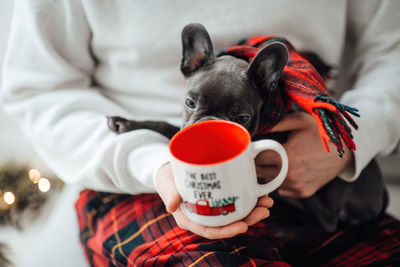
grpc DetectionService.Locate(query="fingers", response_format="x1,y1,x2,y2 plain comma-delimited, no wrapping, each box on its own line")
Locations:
172,195,274,239
156,163,181,213
243,195,273,226
173,208,248,239
255,150,281,166
166,190,182,213
258,195,274,208
278,187,315,199
255,150,282,181
256,166,280,182
243,207,270,226
270,112,314,132
278,188,299,198
278,179,319,198
278,174,308,198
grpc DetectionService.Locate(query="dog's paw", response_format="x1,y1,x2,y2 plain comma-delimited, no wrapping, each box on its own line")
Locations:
106,116,132,134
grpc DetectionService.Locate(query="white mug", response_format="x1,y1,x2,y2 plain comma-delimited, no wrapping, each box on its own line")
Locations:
169,120,288,227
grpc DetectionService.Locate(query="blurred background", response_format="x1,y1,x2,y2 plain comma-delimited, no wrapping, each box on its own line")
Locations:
0,1,90,266
0,1,399,266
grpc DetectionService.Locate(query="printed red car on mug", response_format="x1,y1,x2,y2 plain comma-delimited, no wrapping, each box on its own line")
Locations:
184,199,236,216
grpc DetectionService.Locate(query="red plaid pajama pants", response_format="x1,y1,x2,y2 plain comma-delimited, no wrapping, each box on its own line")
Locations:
75,190,400,267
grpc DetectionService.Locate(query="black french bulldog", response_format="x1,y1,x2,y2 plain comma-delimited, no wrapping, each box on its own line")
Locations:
107,23,386,233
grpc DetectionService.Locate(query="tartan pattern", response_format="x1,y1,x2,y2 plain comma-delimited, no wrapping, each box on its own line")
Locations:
76,190,400,267
76,190,289,267
217,36,359,157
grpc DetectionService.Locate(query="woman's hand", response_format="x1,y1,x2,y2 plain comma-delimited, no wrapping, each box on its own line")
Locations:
156,163,274,239
255,112,354,198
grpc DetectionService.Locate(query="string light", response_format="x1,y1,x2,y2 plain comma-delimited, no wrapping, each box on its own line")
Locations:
38,178,51,193
29,169,41,184
3,191,16,205
0,167,52,212
29,168,53,193
0,164,62,225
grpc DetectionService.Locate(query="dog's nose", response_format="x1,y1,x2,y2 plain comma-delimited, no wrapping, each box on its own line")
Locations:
196,116,221,123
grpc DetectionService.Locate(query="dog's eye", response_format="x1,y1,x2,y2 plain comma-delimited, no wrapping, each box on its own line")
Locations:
237,114,250,124
185,98,196,109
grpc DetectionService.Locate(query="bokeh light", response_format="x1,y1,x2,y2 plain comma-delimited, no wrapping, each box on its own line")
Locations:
38,178,51,193
29,169,41,184
4,191,16,205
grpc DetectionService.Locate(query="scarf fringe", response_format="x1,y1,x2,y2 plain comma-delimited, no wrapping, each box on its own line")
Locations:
314,95,359,157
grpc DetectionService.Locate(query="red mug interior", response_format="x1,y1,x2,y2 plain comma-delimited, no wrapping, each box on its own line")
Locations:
169,120,250,165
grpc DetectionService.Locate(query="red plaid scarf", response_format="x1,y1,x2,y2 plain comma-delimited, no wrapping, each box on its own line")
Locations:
217,36,360,157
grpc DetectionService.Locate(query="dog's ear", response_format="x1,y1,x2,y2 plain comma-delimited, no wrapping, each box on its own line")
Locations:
180,23,214,77
247,42,288,93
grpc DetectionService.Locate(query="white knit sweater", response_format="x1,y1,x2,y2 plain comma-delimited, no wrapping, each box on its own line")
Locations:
1,0,399,194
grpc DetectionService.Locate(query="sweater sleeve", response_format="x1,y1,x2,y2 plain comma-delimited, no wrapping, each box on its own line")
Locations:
338,0,400,181
1,0,170,194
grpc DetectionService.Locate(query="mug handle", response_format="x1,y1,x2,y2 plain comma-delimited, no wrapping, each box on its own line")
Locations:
251,139,288,197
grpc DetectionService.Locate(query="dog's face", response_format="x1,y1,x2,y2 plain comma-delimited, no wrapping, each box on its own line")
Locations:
180,23,288,136
182,56,263,134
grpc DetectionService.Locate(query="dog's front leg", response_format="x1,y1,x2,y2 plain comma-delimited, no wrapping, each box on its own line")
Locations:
107,116,179,139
